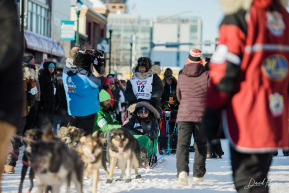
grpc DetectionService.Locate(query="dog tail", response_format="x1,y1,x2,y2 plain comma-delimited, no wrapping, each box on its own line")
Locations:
42,124,56,140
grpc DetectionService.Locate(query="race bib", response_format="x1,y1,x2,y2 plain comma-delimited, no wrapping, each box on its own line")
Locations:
131,75,153,100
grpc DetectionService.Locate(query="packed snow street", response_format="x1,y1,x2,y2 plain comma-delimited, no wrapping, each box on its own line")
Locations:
2,140,289,192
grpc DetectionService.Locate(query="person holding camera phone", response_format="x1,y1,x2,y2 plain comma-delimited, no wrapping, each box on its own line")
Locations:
62,46,104,135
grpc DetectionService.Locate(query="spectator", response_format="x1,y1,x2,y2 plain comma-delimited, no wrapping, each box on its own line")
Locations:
93,89,122,134
5,58,38,174
176,49,209,186
107,74,122,123
161,68,179,111
53,77,68,133
38,61,60,129
24,56,41,131
103,77,114,107
204,1,289,192
63,47,104,135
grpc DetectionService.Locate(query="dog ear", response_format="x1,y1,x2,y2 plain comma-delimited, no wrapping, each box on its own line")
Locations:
99,138,106,145
80,136,86,143
42,124,55,140
92,131,99,137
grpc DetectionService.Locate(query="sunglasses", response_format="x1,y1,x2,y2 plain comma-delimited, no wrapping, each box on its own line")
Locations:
137,110,149,115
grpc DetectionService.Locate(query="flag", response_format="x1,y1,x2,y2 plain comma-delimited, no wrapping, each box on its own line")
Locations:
131,4,136,10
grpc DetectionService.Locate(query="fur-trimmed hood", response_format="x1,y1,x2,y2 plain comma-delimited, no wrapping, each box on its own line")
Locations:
132,65,161,80
220,0,288,14
128,101,160,119
162,77,177,86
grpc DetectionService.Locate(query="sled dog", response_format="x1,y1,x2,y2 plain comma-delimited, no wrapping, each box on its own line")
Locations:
18,129,43,193
107,128,141,183
58,126,84,149
30,138,83,193
77,131,108,193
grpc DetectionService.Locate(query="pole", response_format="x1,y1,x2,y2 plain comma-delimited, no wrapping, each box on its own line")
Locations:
76,11,80,46
109,29,112,74
21,0,25,53
176,23,180,67
130,42,133,78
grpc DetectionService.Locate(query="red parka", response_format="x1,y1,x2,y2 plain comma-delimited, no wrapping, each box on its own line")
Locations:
205,0,289,153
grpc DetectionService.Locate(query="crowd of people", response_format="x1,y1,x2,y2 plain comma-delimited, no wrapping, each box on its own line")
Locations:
1,1,289,193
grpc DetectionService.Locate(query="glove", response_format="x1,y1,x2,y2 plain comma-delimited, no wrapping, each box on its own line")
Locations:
134,126,144,135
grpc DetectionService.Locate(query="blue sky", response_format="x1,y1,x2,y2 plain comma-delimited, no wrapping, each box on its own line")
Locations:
126,0,225,53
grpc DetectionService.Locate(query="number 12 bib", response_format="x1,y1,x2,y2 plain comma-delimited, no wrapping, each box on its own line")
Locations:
131,75,153,100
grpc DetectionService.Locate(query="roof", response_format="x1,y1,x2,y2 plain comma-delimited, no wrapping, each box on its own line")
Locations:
89,0,108,8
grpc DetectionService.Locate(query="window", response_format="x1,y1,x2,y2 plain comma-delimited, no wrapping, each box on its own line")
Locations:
119,6,123,9
27,0,50,37
112,6,116,9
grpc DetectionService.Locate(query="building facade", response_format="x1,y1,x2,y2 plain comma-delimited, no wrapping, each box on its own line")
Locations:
152,17,202,68
100,0,126,13
107,13,151,68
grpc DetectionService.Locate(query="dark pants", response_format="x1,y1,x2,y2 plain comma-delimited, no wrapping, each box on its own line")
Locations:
176,122,207,177
230,147,273,193
207,139,224,157
68,113,96,135
24,101,39,132
38,109,54,130
6,117,26,167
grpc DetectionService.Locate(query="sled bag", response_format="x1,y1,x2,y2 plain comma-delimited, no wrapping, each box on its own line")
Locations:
158,133,178,154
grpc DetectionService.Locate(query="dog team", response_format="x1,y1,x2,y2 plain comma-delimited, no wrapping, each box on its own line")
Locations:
18,125,143,193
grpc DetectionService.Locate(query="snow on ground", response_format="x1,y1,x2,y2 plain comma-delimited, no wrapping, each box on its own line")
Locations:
2,140,289,193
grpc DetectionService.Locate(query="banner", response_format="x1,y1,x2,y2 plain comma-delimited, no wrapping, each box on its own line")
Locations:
61,21,75,41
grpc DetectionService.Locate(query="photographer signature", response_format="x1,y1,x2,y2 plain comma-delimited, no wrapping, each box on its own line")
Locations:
244,176,277,189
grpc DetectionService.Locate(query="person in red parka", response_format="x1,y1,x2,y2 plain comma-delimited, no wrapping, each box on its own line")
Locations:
103,77,114,107
176,49,209,186
203,0,289,192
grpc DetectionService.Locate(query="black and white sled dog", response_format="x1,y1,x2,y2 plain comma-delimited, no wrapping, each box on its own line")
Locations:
107,128,141,183
18,129,43,193
30,138,84,192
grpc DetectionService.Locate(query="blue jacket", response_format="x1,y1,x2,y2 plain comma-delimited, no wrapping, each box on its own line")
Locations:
62,64,103,117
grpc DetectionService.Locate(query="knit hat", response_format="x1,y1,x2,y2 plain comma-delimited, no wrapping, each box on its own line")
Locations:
48,63,55,69
187,49,202,64
103,77,110,85
23,55,35,64
164,68,173,79
136,57,152,72
99,89,111,103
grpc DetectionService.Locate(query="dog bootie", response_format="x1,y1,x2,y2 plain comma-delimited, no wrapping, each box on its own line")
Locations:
106,178,113,183
125,177,132,183
178,171,188,186
4,165,15,174
193,177,204,183
116,177,123,181
135,174,141,179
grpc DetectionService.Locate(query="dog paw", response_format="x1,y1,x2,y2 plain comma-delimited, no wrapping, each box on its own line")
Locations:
125,178,132,183
106,179,113,183
135,174,142,179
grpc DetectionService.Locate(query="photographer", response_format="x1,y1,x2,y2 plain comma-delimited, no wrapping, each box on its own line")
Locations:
62,46,104,135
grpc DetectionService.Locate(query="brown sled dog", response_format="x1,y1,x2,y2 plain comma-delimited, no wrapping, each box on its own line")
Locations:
58,126,84,149
77,131,108,193
106,128,141,183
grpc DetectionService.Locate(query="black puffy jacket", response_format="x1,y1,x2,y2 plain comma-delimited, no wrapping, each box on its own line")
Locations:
38,62,60,110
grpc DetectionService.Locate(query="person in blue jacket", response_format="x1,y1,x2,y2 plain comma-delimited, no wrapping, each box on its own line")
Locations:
62,46,104,135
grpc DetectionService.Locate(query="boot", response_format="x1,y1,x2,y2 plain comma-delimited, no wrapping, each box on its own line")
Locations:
0,121,15,193
178,171,188,186
193,177,204,183
4,165,15,174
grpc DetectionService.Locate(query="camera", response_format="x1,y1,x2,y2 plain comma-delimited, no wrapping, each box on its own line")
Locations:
73,48,105,69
